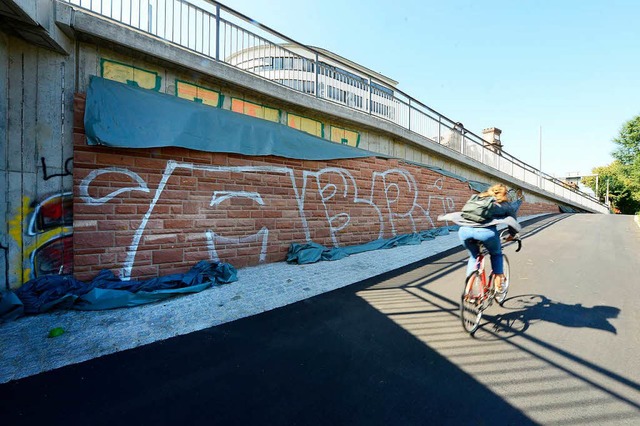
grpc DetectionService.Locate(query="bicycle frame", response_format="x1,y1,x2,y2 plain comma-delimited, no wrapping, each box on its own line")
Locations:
467,245,494,305
460,231,521,335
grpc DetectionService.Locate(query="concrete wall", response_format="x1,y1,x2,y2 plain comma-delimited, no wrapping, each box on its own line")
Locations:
1,2,564,288
1,31,75,289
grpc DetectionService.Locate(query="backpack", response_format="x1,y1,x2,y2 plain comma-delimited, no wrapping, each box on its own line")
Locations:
461,194,495,223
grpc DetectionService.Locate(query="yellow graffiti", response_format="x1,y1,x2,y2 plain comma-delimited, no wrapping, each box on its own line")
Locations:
231,98,280,122
101,59,161,91
330,126,360,147
288,113,323,137
8,197,31,283
176,81,221,107
7,196,73,285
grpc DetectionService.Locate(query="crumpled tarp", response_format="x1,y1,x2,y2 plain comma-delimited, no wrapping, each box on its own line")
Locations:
559,205,581,213
0,261,237,322
286,226,459,264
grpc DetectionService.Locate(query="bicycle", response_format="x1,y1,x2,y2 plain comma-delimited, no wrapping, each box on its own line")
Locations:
460,229,522,334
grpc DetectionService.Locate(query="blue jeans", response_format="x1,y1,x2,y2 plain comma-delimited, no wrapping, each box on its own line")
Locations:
458,226,503,277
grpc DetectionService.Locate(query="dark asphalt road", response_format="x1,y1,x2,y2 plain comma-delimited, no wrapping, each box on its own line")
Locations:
2,214,639,425
2,265,534,425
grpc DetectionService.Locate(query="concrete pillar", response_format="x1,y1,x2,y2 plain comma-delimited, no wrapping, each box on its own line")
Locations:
482,127,503,154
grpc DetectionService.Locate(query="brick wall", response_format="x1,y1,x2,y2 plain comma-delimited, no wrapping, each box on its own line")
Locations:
73,94,559,280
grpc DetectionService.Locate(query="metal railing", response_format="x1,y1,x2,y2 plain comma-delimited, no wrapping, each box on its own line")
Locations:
60,0,609,213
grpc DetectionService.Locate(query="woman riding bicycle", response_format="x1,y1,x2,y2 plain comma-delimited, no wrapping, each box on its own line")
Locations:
440,184,523,294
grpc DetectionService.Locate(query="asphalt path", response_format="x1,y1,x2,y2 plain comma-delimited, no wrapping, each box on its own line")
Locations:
2,214,640,425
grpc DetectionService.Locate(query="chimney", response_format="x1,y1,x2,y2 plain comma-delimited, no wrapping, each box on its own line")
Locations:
482,127,503,154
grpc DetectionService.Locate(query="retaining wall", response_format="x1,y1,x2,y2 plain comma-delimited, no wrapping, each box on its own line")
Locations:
72,94,558,281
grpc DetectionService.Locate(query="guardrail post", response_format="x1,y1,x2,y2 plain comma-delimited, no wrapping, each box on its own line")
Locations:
315,53,319,98
148,2,152,33
408,99,411,131
215,4,220,61
368,78,372,114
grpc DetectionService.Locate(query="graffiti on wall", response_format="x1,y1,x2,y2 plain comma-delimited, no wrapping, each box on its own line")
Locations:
0,243,8,290
79,160,455,280
27,193,74,277
330,126,360,147
41,157,73,181
288,113,324,137
8,192,74,284
176,80,222,107
100,59,161,91
6,154,74,286
231,98,280,122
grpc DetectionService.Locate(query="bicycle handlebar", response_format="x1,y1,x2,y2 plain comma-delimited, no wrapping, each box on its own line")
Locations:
514,237,522,252
499,229,522,252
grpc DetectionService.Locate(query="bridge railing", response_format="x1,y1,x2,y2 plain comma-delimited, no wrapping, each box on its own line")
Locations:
60,0,609,213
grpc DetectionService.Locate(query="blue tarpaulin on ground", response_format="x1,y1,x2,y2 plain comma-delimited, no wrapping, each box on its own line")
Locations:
0,261,237,322
286,226,459,264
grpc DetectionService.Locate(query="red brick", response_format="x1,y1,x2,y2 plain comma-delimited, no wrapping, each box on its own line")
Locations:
153,249,184,264
115,235,135,246
144,233,178,245
73,204,114,215
75,254,100,266
115,204,138,214
183,202,200,214
98,220,129,231
135,158,168,170
164,219,193,229
131,265,159,278
74,232,114,248
100,253,118,264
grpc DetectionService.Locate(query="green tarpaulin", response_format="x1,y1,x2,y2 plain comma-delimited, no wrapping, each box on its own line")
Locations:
84,76,388,161
286,226,459,264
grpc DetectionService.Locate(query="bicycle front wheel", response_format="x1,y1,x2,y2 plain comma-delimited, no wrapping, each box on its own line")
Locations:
495,255,510,306
461,271,483,334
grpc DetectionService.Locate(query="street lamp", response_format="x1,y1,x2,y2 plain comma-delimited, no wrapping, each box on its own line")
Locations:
538,126,542,188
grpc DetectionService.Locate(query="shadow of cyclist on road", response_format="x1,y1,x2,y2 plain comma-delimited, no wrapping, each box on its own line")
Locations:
479,294,620,338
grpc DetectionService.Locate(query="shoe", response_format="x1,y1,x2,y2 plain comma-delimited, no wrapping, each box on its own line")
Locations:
493,274,508,294
495,281,508,294
463,295,482,306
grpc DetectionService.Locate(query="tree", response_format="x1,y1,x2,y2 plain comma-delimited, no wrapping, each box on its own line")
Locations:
583,162,640,214
612,115,640,167
582,115,640,214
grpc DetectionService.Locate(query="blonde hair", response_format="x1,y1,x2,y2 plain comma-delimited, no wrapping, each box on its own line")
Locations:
480,183,509,203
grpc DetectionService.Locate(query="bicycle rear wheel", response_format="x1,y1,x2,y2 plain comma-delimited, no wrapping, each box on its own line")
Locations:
460,271,483,334
494,255,510,306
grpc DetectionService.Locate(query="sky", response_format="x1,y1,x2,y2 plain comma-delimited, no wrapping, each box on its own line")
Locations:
215,0,640,178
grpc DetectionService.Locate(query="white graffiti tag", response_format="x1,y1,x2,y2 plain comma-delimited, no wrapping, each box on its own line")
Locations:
81,160,456,279
79,167,150,205
120,161,305,279
303,167,384,247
